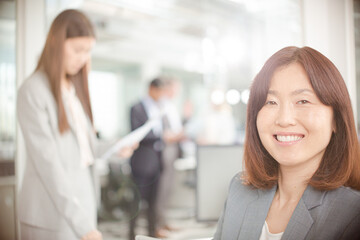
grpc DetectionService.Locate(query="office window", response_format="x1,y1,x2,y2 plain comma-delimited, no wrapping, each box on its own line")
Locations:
43,0,302,140
0,1,16,239
355,0,360,136
0,0,16,163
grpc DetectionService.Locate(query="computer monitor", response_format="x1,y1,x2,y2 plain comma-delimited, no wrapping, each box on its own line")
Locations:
196,145,243,222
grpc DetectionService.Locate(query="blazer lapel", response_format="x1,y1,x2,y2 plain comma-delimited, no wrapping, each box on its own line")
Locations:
87,118,97,156
237,186,276,240
281,186,324,240
140,101,149,122
220,181,260,240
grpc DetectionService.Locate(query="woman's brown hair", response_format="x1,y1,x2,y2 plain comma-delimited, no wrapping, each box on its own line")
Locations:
36,9,95,133
243,46,360,190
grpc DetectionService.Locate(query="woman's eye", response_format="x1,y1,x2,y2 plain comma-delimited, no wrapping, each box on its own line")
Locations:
297,100,309,104
265,100,277,105
74,48,82,53
74,47,87,53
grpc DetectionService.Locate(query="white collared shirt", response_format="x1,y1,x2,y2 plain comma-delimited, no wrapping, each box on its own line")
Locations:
161,98,182,134
62,83,94,168
259,221,284,240
141,95,163,137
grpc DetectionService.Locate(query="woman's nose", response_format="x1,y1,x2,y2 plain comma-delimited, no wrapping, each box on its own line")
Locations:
84,52,91,61
79,53,90,67
275,103,296,127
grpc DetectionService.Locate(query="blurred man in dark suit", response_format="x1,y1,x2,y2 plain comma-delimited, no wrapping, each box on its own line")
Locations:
156,77,185,236
129,78,166,240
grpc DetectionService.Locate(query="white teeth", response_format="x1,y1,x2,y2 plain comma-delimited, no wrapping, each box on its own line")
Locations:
276,135,303,142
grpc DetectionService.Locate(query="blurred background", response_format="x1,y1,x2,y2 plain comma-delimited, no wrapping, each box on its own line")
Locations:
0,0,360,239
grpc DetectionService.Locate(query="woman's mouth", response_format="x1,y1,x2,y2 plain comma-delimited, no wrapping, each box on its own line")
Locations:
274,134,304,143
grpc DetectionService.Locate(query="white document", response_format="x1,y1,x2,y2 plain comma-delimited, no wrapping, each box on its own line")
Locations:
100,119,157,160
135,236,161,240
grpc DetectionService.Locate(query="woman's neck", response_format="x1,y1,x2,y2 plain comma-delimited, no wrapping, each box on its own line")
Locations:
277,172,306,204
276,156,321,203
276,165,317,206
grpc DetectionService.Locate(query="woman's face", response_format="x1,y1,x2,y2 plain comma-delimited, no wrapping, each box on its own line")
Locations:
63,37,95,76
256,63,334,171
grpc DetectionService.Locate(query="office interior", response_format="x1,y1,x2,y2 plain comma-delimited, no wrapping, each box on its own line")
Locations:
0,0,360,239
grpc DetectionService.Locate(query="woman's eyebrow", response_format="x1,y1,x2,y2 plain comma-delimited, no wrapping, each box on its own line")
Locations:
267,89,314,96
291,88,314,95
267,90,278,96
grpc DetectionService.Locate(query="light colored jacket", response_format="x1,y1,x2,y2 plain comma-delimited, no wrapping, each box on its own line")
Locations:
214,174,360,240
17,70,103,238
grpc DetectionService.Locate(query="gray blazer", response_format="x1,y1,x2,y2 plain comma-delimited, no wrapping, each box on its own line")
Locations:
17,71,104,238
214,174,360,240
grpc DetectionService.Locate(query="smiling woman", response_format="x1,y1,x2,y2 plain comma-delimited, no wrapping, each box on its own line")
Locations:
245,47,360,191
214,46,360,240
257,63,334,170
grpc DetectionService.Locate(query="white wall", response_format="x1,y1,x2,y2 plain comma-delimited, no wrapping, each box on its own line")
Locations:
302,0,357,123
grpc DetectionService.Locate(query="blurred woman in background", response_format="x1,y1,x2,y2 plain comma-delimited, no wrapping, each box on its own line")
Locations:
17,9,135,240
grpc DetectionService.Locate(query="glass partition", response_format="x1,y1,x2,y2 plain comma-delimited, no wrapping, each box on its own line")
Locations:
354,0,360,136
0,2,16,239
0,0,16,165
